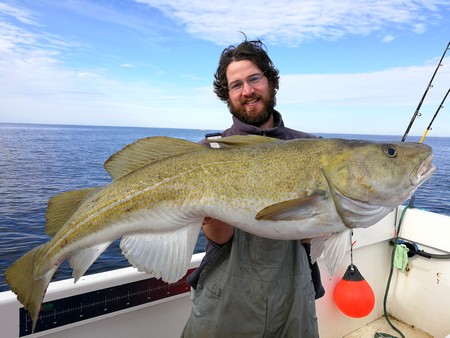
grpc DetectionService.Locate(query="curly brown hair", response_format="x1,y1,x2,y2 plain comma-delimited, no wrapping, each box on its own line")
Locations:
213,39,280,103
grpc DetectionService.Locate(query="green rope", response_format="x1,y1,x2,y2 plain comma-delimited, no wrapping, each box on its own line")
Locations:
374,333,398,338
381,206,408,338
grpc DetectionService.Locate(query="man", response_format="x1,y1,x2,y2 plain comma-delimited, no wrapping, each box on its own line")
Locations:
182,39,323,338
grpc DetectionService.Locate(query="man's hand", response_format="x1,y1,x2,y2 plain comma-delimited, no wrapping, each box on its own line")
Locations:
202,217,234,244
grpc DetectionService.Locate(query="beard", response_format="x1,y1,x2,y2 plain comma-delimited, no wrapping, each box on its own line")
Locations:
228,89,277,127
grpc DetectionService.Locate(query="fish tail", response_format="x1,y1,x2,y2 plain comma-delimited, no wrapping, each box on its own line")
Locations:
4,244,56,333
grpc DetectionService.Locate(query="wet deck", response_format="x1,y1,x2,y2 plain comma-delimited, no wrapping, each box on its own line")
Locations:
343,317,432,338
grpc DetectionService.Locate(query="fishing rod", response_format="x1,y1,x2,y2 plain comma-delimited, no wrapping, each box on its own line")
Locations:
419,88,449,143
401,41,450,142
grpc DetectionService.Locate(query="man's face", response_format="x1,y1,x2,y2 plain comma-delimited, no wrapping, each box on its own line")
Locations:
226,60,274,126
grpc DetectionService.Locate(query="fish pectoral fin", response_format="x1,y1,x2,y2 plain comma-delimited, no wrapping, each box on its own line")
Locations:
120,223,201,283
46,187,100,237
213,135,280,148
104,136,205,180
255,191,327,221
322,229,352,276
68,242,113,283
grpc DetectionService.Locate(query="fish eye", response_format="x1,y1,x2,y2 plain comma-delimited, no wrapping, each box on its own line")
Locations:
383,144,397,157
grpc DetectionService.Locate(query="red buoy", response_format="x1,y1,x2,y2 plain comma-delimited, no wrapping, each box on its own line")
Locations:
333,264,375,318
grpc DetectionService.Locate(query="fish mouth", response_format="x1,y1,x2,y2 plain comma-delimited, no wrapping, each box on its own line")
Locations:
411,154,436,186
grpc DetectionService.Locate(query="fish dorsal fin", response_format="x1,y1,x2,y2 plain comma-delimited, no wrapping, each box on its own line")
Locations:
212,135,280,148
255,190,327,221
104,136,205,180
46,187,99,237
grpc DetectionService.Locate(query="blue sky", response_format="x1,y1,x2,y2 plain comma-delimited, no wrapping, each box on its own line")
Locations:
1,0,449,137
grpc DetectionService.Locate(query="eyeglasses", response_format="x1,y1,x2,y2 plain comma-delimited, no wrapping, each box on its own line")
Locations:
228,74,265,93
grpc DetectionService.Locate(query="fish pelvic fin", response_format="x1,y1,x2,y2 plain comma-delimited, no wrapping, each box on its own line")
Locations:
255,191,327,221
46,187,100,237
120,223,202,283
4,244,57,333
104,136,205,180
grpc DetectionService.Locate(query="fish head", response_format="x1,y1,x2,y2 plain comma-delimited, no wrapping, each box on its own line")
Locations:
322,140,436,228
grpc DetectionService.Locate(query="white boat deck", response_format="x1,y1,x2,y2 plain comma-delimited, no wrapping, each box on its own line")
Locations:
344,317,433,338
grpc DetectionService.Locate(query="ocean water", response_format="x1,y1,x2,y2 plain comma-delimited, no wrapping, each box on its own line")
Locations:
0,123,448,292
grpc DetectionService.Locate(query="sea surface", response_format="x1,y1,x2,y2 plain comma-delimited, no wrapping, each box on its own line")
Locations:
0,123,449,292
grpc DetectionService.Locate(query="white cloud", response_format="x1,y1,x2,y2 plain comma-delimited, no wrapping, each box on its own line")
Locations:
135,0,450,45
279,65,450,106
413,23,427,34
382,34,395,43
0,2,41,26
0,16,224,129
0,1,225,128
276,64,450,135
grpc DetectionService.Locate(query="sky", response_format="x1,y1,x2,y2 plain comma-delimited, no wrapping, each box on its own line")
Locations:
0,0,449,137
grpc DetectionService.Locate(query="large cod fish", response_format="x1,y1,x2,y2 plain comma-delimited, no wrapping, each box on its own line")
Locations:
5,135,435,331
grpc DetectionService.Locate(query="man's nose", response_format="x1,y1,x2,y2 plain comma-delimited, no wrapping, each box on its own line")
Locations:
242,81,254,95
